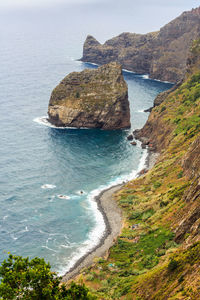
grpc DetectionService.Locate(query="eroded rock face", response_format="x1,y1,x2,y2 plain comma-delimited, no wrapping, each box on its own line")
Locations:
81,7,200,83
48,62,130,129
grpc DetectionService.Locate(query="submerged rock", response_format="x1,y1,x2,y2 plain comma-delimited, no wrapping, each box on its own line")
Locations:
48,62,130,130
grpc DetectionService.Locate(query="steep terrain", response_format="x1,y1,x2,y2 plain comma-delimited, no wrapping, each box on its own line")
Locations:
81,7,200,83
72,39,200,299
48,62,130,130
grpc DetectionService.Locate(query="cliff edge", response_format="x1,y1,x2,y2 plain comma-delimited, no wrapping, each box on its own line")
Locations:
48,62,130,130
81,7,200,83
75,39,200,299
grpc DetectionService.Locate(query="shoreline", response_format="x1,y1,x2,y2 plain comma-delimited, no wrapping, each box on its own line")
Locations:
62,148,159,282
62,184,123,282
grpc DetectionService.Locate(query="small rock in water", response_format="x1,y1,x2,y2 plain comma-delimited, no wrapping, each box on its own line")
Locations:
144,107,153,113
57,195,70,200
127,134,133,141
131,141,137,146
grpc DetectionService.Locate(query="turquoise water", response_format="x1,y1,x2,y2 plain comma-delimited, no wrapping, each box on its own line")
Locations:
0,9,172,275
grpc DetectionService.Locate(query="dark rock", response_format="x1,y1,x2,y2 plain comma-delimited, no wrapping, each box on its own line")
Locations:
144,107,153,113
127,134,133,140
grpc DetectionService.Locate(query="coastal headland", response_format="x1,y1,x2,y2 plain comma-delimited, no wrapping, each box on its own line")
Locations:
81,7,200,83
62,10,200,298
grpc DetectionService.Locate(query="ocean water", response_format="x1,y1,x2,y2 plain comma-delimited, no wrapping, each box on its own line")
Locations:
0,8,173,275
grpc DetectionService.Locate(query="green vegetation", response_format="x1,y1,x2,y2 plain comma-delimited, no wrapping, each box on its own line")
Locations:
0,254,96,300
75,91,80,98
2,40,199,299
75,40,200,299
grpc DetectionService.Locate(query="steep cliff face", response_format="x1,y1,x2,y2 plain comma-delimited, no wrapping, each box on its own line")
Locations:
82,32,157,75
81,7,200,83
48,62,130,130
77,40,200,299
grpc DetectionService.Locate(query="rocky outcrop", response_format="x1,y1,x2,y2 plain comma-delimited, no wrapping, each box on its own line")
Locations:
82,32,156,75
48,62,130,129
81,7,200,83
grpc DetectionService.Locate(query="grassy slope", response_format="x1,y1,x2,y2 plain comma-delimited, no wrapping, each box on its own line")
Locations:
73,40,200,299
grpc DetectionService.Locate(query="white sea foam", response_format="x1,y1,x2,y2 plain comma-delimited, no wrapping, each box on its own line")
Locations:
11,234,18,241
33,116,66,129
42,245,59,253
142,74,149,79
41,184,56,189
58,147,148,276
122,68,136,74
84,61,99,66
20,219,28,223
152,78,173,84
33,116,90,130
17,226,29,235
76,190,86,195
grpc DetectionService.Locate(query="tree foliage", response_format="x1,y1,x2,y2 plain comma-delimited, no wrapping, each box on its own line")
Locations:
0,254,95,299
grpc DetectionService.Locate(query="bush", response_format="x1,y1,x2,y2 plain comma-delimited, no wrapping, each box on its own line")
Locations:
0,254,96,299
153,181,162,189
75,91,80,98
161,106,166,112
168,258,178,271
177,171,183,178
160,201,169,208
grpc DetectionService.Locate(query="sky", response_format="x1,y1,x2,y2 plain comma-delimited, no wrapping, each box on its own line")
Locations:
0,0,97,8
0,0,198,10
0,0,198,42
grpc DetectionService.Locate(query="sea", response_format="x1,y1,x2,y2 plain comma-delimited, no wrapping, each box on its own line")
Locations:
0,4,173,275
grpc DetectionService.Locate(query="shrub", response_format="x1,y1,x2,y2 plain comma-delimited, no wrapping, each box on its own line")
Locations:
161,106,166,112
168,258,178,271
160,201,169,208
76,91,80,98
153,181,162,189
177,171,183,178
0,254,96,299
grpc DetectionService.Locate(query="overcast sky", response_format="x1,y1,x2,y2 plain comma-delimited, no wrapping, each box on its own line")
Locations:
0,0,198,42
0,0,198,9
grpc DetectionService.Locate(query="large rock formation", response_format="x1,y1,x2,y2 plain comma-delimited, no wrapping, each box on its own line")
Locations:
75,39,200,300
81,7,200,83
48,62,130,129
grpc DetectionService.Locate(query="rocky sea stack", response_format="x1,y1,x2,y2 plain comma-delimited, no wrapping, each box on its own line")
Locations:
48,62,130,129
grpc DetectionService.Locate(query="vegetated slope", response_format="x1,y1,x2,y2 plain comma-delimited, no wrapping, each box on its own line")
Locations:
75,39,200,299
48,62,130,129
81,7,200,83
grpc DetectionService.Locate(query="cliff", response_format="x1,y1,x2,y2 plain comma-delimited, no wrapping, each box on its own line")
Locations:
81,7,200,83
48,62,130,130
74,40,200,298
